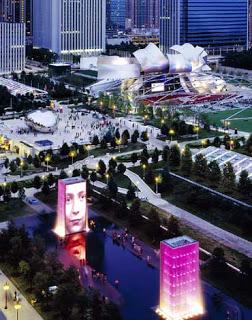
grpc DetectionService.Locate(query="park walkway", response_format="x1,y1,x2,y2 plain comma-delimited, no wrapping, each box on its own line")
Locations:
0,270,43,320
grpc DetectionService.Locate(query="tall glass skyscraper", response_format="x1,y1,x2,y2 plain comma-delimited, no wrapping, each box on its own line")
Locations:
107,0,126,33
33,0,106,61
160,0,248,54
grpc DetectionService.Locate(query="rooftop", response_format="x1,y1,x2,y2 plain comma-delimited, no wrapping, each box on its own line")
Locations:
60,177,85,185
163,236,197,248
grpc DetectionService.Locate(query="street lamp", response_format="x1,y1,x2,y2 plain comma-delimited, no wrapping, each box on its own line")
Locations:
112,105,116,118
116,139,121,153
14,302,21,320
69,150,77,165
86,145,90,157
230,140,234,150
144,114,148,125
20,160,24,178
3,282,9,309
155,175,161,194
142,164,146,179
44,154,51,172
193,126,200,140
201,139,206,148
105,173,109,185
169,129,175,141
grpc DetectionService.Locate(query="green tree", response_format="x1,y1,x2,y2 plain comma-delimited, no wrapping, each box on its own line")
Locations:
117,163,126,174
47,173,55,186
4,158,9,169
81,165,89,180
193,154,208,177
207,160,222,185
59,169,68,179
10,181,19,194
140,131,149,141
180,146,192,175
108,158,117,172
166,216,180,237
222,162,236,189
108,179,118,198
162,146,169,162
100,138,107,149
97,160,106,176
146,208,161,241
152,148,159,164
238,170,251,195
9,161,17,173
131,153,138,165
60,143,70,156
33,155,41,168
72,169,80,177
245,134,252,154
126,184,136,201
27,154,33,165
90,171,97,184
92,135,99,146
129,199,142,226
18,187,25,199
168,144,181,167
42,181,50,195
33,175,42,189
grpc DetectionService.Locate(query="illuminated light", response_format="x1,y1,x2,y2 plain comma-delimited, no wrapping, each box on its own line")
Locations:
156,236,205,320
54,178,89,237
65,232,86,262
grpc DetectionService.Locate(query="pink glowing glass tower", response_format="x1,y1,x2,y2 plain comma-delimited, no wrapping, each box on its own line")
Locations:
157,236,204,320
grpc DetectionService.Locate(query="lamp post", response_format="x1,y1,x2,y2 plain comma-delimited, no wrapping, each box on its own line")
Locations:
86,145,90,157
169,129,175,141
69,150,77,165
113,105,116,118
20,160,24,178
105,173,109,185
14,302,21,320
193,126,200,140
142,164,146,179
144,115,148,125
155,176,161,194
117,139,121,153
3,282,9,309
44,154,51,172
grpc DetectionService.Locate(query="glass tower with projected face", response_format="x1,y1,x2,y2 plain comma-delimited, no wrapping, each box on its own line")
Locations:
156,236,204,320
55,177,88,237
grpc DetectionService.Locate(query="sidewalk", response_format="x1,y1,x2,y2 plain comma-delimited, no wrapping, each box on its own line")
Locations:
0,270,43,320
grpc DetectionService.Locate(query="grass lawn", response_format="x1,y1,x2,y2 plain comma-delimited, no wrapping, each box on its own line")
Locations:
206,108,252,132
36,190,57,210
90,142,145,158
0,199,34,222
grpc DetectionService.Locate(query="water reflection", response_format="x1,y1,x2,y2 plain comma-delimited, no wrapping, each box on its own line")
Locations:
65,232,86,264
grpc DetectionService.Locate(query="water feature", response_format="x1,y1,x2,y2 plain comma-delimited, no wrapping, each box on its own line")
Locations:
14,210,252,320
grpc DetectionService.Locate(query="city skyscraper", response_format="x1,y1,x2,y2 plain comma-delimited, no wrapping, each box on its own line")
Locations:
126,0,159,30
0,0,26,23
160,0,248,54
0,22,25,74
156,236,204,320
33,0,106,61
106,0,126,34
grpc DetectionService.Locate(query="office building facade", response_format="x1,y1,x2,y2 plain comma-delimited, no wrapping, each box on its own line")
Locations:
157,236,204,320
126,0,160,30
0,22,25,74
107,0,126,34
160,0,248,54
33,0,106,60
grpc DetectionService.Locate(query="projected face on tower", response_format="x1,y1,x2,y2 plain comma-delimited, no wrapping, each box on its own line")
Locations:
65,182,86,234
54,178,88,237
